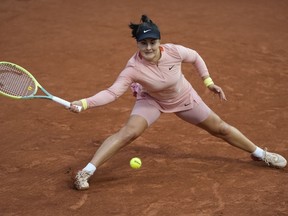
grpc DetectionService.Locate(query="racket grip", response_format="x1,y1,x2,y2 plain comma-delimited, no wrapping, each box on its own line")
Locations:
52,96,82,112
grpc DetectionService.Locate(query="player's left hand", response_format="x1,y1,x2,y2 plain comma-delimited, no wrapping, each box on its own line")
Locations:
208,84,227,101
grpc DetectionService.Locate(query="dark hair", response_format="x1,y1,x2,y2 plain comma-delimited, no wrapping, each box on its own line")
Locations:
129,15,161,42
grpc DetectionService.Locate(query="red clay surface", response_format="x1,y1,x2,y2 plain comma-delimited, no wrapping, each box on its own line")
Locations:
1,0,288,215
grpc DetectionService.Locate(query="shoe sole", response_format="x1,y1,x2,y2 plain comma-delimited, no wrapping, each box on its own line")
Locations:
74,185,89,191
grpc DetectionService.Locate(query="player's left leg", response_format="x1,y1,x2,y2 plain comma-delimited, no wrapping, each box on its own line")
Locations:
196,111,287,168
175,101,287,168
196,111,257,152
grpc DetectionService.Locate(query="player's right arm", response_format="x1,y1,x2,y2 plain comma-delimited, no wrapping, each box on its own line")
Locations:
70,67,135,113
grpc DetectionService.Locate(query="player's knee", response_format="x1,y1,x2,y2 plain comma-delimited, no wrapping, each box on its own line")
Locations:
119,125,143,143
217,121,231,137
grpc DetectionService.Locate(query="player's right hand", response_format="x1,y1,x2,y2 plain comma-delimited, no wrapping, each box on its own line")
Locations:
69,100,83,113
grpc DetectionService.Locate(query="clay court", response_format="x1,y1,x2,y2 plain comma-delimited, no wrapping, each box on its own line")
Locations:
1,0,288,215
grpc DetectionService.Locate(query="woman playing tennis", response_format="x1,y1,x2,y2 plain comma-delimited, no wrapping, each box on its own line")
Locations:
70,15,287,190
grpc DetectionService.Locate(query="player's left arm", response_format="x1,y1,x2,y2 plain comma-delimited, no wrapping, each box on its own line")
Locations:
175,45,227,101
202,75,227,101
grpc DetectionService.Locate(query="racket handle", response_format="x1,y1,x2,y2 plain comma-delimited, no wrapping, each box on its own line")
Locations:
52,96,82,112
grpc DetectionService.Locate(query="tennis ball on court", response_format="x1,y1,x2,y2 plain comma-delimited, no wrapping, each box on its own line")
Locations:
130,157,142,169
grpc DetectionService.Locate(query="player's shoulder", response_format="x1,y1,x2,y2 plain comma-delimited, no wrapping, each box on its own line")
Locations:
123,51,147,75
162,43,191,53
161,43,178,50
165,43,198,57
161,43,191,51
126,52,139,67
161,43,187,59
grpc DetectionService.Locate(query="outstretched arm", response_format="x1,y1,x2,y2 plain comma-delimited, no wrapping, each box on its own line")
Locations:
70,75,133,113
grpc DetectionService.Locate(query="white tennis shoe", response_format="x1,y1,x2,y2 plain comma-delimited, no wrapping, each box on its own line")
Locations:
251,149,287,168
74,170,92,190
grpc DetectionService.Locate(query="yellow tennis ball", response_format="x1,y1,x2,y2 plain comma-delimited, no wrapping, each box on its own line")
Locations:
130,157,142,169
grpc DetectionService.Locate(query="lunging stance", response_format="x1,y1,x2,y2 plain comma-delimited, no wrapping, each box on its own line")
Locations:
69,15,287,190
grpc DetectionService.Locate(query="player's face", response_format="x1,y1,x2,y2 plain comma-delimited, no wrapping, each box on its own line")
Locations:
137,39,161,62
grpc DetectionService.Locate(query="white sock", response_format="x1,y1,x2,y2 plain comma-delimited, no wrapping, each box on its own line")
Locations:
252,147,265,159
83,163,96,175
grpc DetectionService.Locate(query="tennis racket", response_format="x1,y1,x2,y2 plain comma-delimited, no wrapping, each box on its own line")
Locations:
0,61,81,111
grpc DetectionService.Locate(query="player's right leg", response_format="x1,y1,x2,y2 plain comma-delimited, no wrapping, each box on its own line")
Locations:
91,99,161,168
74,99,161,190
91,115,149,167
74,115,148,190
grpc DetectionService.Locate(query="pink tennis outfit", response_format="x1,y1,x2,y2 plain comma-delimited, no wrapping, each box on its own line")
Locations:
85,43,212,126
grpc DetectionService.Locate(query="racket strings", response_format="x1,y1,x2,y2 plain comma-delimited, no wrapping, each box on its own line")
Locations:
0,64,36,97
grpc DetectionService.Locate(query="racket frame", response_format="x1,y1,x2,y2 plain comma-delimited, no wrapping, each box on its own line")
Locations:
0,61,80,110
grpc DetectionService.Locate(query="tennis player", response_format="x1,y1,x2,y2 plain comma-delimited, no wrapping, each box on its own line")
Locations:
70,15,287,190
